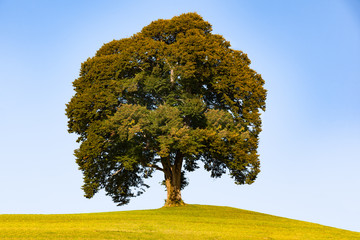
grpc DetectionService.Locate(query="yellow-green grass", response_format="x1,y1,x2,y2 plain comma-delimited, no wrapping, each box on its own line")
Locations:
0,204,359,239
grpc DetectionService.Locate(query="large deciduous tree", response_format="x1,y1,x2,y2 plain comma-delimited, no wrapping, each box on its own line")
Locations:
66,13,266,207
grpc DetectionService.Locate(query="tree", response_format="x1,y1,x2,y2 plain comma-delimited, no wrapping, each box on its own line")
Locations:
65,13,267,207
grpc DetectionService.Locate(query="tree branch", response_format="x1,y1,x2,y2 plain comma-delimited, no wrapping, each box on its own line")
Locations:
174,150,183,174
147,164,164,172
164,58,174,83
170,69,174,83
112,168,123,177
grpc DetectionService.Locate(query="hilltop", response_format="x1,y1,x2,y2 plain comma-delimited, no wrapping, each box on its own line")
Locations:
0,204,359,239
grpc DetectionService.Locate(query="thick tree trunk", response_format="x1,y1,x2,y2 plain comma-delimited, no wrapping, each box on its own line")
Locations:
162,152,185,207
164,174,183,206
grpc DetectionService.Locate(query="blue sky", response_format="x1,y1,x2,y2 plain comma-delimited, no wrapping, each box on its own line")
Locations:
0,0,359,232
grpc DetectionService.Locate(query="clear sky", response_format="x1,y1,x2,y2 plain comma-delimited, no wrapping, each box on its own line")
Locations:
0,0,359,232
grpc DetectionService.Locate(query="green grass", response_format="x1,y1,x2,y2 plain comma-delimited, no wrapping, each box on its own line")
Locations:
0,204,359,239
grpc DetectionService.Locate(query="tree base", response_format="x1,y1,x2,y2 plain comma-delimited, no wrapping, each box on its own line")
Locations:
163,199,186,207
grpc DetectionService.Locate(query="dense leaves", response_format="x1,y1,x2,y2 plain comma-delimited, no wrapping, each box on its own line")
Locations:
66,13,266,205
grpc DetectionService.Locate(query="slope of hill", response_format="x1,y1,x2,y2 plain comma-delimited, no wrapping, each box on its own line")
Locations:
0,204,359,239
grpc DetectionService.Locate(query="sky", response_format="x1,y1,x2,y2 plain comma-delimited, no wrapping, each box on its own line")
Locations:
0,0,359,232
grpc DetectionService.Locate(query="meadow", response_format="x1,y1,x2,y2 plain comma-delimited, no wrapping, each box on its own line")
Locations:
1,204,359,239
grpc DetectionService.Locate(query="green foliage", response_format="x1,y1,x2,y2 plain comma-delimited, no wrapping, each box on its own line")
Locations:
1,205,359,239
66,12,267,205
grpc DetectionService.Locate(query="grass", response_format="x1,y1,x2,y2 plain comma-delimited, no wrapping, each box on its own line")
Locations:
0,204,359,239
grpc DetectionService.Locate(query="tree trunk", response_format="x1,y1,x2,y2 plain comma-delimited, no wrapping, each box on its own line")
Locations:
162,152,185,207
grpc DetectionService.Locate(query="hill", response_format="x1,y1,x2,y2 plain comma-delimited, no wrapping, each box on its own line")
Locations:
0,204,359,239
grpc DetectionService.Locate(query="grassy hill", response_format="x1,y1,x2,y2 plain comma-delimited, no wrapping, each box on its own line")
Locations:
0,204,359,239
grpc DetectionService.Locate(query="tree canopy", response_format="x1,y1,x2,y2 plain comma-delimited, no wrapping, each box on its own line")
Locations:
66,12,267,206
